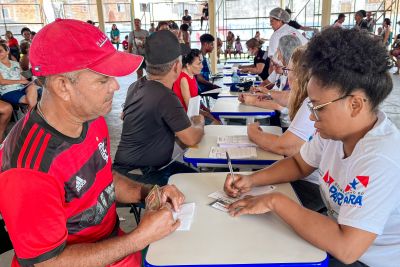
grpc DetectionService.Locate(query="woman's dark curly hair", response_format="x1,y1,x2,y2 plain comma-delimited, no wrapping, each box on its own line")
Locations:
304,27,392,111
182,49,201,67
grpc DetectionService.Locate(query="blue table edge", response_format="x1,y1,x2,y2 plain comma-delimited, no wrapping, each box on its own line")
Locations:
183,155,278,167
144,254,329,267
211,111,275,119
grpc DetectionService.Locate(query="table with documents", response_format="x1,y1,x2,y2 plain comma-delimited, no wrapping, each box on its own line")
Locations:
211,97,275,124
145,172,329,267
183,125,284,168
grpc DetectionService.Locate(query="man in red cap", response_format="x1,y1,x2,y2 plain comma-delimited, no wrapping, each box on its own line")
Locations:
0,19,184,267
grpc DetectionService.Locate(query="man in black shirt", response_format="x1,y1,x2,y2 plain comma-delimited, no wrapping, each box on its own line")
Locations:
114,31,204,186
182,10,192,27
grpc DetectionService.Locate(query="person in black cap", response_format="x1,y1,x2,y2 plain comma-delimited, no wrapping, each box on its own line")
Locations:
114,30,204,186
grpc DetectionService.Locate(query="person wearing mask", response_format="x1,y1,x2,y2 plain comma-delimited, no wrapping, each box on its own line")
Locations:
239,38,270,81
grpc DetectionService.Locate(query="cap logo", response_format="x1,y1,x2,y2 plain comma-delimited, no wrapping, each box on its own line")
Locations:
96,36,108,47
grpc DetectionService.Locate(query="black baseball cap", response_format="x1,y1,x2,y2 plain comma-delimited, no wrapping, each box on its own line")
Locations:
145,30,190,64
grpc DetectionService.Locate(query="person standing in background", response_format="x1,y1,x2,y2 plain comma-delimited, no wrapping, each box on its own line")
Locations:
110,24,121,50
128,18,149,79
333,13,346,28
5,31,19,61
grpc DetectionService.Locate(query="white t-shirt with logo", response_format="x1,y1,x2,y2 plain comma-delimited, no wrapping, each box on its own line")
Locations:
300,111,400,267
268,24,308,58
288,98,318,184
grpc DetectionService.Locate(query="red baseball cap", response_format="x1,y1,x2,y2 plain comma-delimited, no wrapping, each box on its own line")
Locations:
30,19,143,77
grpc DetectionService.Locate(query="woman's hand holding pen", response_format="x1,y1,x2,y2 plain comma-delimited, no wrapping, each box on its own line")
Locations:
224,173,253,198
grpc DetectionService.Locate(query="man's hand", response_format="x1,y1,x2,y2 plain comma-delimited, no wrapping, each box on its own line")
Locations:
224,173,253,198
228,193,278,217
247,122,263,142
160,184,185,212
134,206,180,248
190,115,205,126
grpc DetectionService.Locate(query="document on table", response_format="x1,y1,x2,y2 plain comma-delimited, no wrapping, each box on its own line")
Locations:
217,135,257,148
209,146,257,159
172,202,196,231
208,185,276,212
187,96,201,118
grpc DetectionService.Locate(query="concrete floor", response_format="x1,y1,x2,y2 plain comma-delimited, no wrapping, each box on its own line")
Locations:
1,70,400,265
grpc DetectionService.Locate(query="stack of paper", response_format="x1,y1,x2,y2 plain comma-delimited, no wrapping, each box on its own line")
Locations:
172,203,196,231
187,96,201,118
209,146,257,159
217,135,257,148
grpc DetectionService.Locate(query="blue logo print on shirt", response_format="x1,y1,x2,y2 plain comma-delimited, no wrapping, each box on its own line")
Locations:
323,171,369,207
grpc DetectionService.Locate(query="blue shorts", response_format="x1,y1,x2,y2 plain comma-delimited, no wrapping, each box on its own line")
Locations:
1,85,29,105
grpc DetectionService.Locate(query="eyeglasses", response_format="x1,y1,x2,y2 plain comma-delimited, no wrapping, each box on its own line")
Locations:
282,67,292,76
307,95,367,121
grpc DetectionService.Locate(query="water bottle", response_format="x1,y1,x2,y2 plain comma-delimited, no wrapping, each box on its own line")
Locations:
232,67,240,84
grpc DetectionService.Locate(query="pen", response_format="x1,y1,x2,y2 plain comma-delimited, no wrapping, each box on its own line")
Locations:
226,151,235,184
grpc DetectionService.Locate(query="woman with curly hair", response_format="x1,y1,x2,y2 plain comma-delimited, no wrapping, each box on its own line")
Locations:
224,28,399,267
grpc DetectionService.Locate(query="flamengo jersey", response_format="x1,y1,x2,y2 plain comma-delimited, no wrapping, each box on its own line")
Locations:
0,109,141,267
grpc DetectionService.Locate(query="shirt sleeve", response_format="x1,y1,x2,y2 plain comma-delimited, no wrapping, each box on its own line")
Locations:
338,156,400,235
300,133,325,168
288,100,315,141
268,33,278,58
0,168,67,266
158,91,191,133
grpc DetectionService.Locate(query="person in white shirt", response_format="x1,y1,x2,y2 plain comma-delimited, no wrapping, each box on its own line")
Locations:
243,46,323,211
224,28,399,267
333,13,346,28
267,7,308,60
239,35,301,128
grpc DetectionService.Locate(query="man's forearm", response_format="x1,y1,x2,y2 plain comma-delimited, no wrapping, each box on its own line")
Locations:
113,170,152,203
37,230,146,267
196,74,214,86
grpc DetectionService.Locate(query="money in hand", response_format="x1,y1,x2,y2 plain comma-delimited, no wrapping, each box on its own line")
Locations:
145,185,162,211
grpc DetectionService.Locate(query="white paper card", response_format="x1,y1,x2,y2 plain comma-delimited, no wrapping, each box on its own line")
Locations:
187,96,201,118
208,185,276,203
172,202,196,231
209,146,257,159
217,135,257,148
